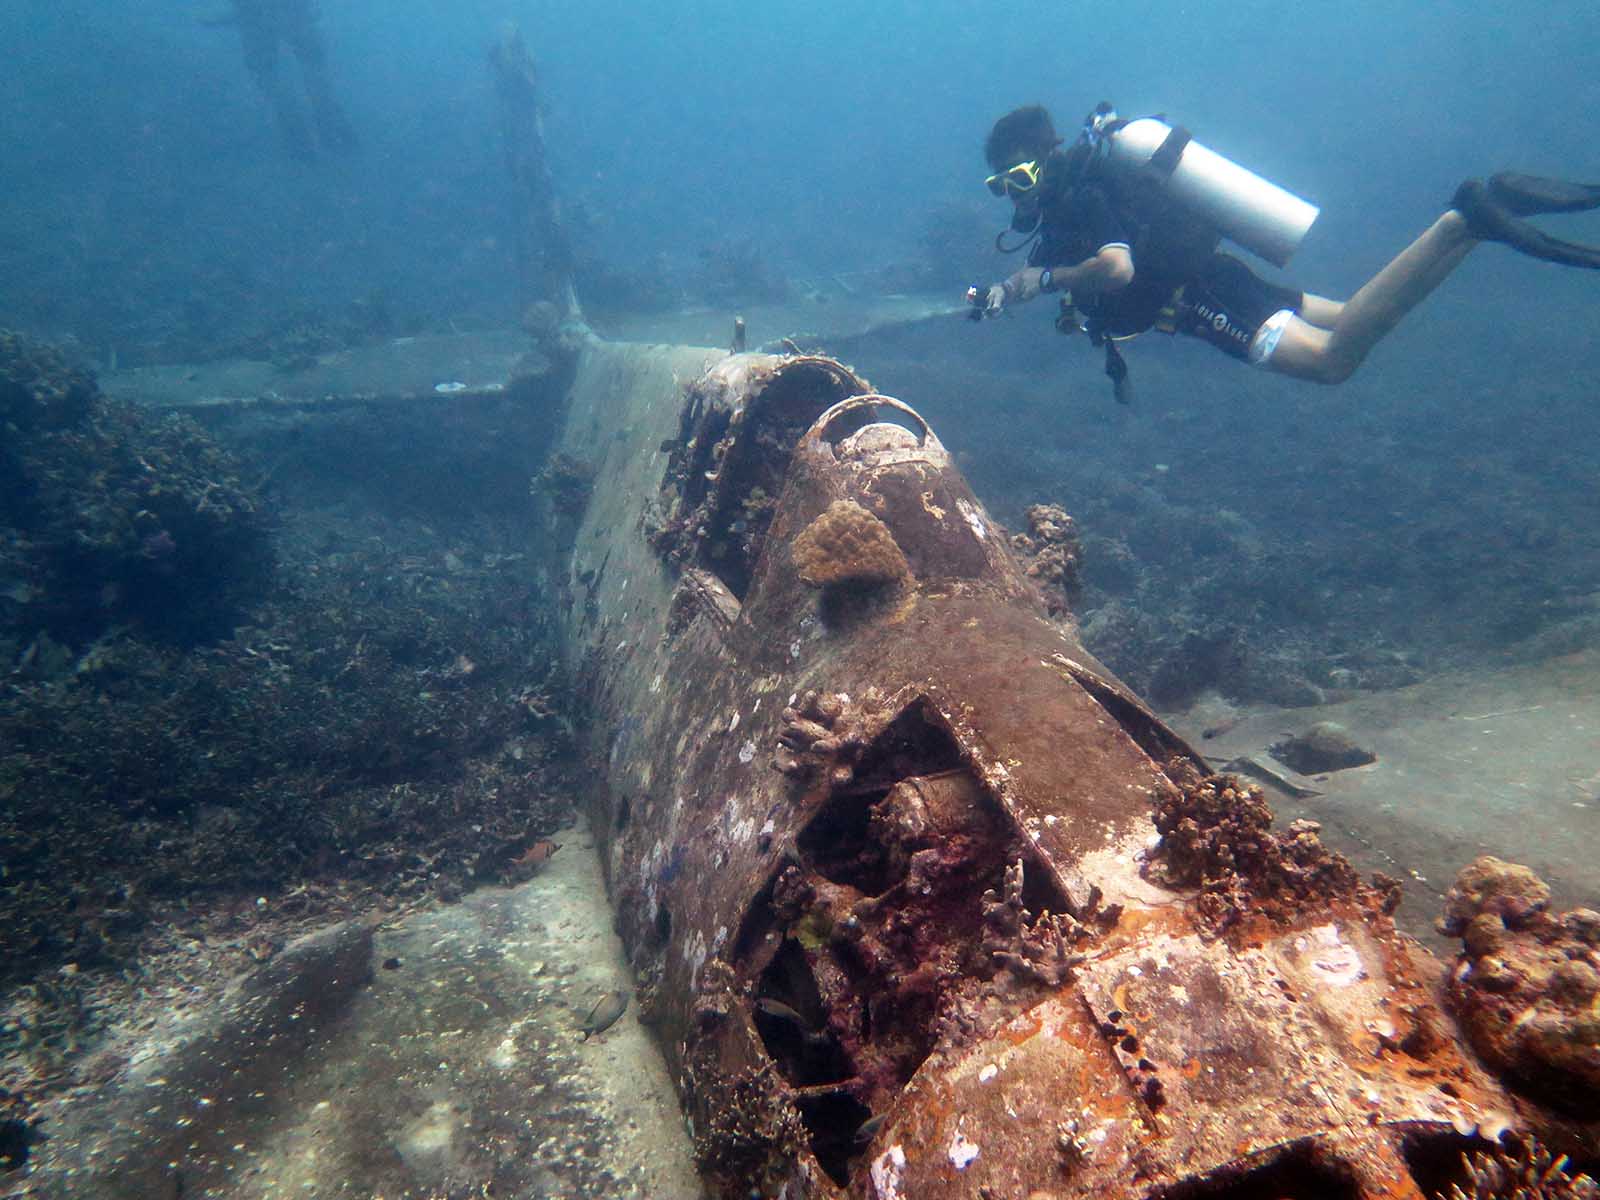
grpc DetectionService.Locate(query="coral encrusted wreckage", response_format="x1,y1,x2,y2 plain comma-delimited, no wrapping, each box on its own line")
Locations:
1147,771,1402,937
540,339,1600,1198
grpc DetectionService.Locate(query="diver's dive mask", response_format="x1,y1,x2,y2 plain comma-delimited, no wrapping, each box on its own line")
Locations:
984,159,1042,199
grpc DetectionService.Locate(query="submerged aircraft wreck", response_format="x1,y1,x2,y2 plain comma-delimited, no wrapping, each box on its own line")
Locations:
548,340,1600,1199
20,26,1593,1200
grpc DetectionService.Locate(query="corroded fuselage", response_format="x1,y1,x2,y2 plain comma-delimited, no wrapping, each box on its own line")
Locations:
554,343,1597,1199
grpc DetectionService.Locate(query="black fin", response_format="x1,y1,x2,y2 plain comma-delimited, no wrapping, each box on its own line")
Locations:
1488,172,1600,217
1454,180,1600,269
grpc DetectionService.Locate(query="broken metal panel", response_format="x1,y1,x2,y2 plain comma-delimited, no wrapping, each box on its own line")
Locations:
652,355,873,599
874,909,1511,1199
553,343,1595,1199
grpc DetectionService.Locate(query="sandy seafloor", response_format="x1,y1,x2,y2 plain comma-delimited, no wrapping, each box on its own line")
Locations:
19,818,706,1200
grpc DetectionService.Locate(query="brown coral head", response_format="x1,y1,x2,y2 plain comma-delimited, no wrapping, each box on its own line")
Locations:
1439,855,1552,936
1444,856,1600,1109
791,500,911,592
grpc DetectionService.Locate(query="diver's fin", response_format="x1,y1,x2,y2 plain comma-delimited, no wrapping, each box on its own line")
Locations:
1453,179,1600,270
1488,172,1600,217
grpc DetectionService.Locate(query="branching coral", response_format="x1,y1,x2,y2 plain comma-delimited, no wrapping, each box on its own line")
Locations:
980,860,1091,988
1447,1138,1599,1200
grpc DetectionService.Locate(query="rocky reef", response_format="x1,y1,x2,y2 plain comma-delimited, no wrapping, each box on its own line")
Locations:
0,334,576,1144
1,330,269,645
1008,501,1082,618
1270,720,1378,774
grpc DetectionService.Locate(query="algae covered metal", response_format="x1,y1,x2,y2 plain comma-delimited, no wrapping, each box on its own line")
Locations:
554,343,1600,1198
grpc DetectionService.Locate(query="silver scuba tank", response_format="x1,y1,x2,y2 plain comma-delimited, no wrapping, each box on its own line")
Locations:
1102,116,1319,268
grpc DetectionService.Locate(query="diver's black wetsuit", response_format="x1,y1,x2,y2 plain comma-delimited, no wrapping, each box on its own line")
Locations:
233,0,356,160
1030,151,1303,361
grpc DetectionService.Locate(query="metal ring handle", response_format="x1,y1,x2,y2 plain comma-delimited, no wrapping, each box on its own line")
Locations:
807,393,932,446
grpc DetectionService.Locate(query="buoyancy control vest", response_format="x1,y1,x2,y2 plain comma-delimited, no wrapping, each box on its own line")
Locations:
1043,104,1320,401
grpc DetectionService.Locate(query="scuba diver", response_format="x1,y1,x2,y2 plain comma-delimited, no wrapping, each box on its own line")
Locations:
972,104,1600,399
213,0,358,161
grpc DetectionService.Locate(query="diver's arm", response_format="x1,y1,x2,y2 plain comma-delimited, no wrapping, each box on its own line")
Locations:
1048,243,1134,300
983,244,1134,314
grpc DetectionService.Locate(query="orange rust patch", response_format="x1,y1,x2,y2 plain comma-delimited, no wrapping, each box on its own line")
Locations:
1002,1010,1045,1045
1097,904,1193,954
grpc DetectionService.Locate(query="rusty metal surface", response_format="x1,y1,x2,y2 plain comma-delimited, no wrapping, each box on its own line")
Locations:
553,343,1598,1199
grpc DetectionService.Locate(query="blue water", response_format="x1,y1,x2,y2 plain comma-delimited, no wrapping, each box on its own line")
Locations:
2,0,1598,682
5,1,1597,337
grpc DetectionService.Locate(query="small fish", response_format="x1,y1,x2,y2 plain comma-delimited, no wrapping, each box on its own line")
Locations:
434,381,468,394
753,997,813,1029
753,997,832,1047
581,989,629,1040
511,839,560,873
853,1112,887,1148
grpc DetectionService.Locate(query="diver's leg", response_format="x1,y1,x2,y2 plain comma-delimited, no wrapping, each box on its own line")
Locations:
1294,293,1343,331
240,25,316,160
286,6,357,153
1268,211,1474,384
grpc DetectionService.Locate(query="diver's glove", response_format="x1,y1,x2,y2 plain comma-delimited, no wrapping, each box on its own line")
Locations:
1007,267,1049,304
965,282,1010,320
967,267,1051,320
